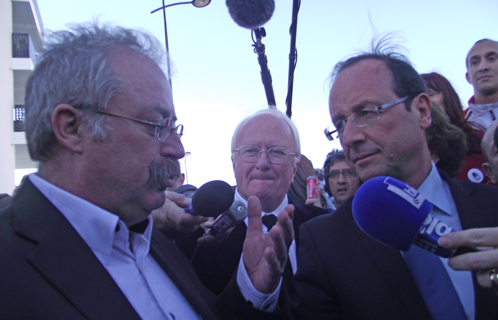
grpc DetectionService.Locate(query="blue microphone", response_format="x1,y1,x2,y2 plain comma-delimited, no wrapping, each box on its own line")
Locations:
352,176,469,257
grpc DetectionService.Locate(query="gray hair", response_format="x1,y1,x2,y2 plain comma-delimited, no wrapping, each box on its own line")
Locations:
230,108,301,164
25,21,167,161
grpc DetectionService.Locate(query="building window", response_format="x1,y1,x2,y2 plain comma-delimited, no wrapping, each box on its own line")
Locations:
12,33,30,58
14,106,26,132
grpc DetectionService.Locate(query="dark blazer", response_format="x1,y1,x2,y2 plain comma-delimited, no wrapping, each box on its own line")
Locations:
0,179,290,320
294,171,498,320
176,196,332,296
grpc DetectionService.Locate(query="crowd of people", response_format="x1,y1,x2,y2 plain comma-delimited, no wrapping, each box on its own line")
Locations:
1,20,498,320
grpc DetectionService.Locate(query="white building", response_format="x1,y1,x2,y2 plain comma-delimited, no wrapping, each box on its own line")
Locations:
1,0,43,194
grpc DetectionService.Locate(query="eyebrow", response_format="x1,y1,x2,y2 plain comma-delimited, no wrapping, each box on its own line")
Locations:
147,104,177,122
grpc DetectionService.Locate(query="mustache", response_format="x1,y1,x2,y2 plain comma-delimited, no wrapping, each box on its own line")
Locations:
147,157,181,191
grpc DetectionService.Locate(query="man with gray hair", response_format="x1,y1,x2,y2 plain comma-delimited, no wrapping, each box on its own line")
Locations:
0,22,294,319
177,108,331,297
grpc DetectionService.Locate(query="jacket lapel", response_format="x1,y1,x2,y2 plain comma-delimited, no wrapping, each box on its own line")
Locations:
13,180,140,319
150,230,218,320
348,198,432,319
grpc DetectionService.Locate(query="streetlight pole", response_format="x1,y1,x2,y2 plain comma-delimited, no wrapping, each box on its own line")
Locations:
151,0,211,89
184,151,191,184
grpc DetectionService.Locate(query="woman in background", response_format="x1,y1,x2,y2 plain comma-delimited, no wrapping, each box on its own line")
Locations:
421,72,493,185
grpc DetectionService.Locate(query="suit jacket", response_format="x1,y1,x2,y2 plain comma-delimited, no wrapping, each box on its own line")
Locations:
176,196,332,296
293,171,498,319
0,180,290,320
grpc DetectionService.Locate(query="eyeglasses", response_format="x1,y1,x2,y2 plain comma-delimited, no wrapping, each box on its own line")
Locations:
96,110,183,142
324,96,409,140
327,169,356,180
235,145,295,164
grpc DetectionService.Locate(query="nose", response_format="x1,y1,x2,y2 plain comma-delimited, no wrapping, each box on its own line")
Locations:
255,149,272,170
479,60,490,72
340,118,365,149
337,172,347,183
160,130,185,159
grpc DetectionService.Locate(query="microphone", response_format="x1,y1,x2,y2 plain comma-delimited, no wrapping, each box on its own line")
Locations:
184,180,234,217
205,200,247,236
226,0,275,30
352,176,475,258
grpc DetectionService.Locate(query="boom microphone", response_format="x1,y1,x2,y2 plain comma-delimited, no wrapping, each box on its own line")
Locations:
226,0,275,29
185,180,234,217
205,200,247,236
352,176,476,258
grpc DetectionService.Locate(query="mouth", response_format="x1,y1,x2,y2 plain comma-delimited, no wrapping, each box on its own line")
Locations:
337,187,348,193
478,75,492,81
351,151,378,165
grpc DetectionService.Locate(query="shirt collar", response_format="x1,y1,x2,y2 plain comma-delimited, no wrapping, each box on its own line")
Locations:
28,173,153,257
417,163,452,216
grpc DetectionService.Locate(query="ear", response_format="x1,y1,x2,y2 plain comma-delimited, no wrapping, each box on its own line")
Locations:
482,162,497,184
465,72,471,84
51,104,85,154
413,93,432,130
290,159,298,183
178,173,185,186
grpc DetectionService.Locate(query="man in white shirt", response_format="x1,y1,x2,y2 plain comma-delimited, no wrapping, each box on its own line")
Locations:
465,39,498,129
0,22,294,320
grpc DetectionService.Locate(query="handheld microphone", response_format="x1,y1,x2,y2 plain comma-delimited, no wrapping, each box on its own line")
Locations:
226,0,275,30
352,176,475,258
205,200,247,236
184,180,234,217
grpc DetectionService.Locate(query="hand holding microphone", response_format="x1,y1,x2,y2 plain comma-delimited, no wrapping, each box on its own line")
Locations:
439,228,498,292
152,180,242,241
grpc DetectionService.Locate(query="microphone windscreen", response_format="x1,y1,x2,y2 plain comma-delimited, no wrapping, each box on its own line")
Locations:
352,176,433,251
191,180,234,217
494,125,498,149
226,0,275,29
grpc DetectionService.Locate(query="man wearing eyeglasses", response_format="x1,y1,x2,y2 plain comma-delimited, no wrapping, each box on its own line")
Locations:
321,149,360,209
177,108,330,298
293,40,498,320
0,23,294,319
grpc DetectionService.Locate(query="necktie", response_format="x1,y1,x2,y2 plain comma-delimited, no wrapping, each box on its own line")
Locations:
403,245,467,320
262,214,278,231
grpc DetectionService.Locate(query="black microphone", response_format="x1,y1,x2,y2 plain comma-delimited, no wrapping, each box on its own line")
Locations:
184,180,234,217
205,200,247,236
352,176,477,258
226,0,275,30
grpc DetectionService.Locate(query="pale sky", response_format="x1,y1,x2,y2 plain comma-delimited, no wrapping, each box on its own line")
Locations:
29,0,498,187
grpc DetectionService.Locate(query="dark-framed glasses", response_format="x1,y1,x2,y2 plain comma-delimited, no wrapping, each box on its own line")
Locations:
324,96,409,140
235,145,295,164
327,169,356,180
96,110,183,142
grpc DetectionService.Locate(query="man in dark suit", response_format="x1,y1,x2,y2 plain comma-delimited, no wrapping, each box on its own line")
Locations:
176,108,332,296
0,22,294,319
294,41,498,319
